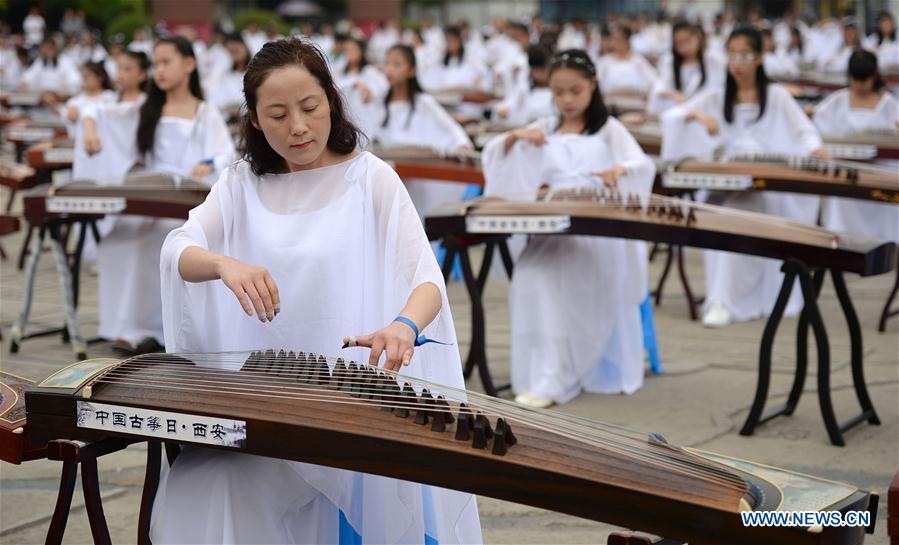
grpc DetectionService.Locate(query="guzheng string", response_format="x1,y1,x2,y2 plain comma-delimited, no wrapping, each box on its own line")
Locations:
94,353,748,490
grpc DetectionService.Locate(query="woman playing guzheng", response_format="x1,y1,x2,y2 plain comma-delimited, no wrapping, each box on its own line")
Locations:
79,37,235,355
812,49,899,245
155,38,482,545
660,26,830,328
481,49,656,408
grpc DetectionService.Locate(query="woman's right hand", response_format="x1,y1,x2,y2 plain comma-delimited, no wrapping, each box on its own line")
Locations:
84,126,102,155
686,111,719,135
217,256,281,322
504,126,547,154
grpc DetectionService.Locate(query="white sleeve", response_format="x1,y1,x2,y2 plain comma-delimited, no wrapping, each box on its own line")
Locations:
603,118,657,194
772,85,822,153
419,94,472,150
21,61,41,90
811,91,844,136
660,87,721,161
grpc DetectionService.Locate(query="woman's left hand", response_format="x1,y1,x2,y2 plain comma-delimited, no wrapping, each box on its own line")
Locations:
343,320,417,372
191,163,213,178
591,165,626,187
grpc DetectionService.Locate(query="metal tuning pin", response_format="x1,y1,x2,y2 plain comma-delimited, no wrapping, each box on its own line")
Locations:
454,403,473,440
491,418,517,456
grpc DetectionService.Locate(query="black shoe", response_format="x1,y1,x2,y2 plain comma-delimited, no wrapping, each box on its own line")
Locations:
110,340,137,358
134,337,164,355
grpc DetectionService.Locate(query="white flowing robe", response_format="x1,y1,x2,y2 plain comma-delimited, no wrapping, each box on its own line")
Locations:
813,89,899,243
371,93,473,222
596,53,660,96
661,84,824,321
21,56,82,95
154,152,482,545
482,116,655,402
77,100,235,345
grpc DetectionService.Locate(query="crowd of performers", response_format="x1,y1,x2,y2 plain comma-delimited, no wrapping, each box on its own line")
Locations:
1,8,898,543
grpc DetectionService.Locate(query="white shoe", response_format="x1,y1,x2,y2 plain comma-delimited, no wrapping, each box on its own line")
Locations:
514,391,554,408
702,302,732,328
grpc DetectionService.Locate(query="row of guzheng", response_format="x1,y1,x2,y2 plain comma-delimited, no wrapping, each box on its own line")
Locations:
369,145,485,185
661,154,899,203
22,353,877,545
23,173,209,223
425,187,896,276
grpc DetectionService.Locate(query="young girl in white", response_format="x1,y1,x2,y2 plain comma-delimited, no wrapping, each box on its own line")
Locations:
864,12,899,69
21,38,82,99
492,45,555,126
62,61,117,137
596,26,660,98
80,37,234,354
661,27,829,327
206,33,251,113
154,37,481,545
813,49,899,244
483,49,656,408
332,37,389,139
371,44,472,221
648,21,725,115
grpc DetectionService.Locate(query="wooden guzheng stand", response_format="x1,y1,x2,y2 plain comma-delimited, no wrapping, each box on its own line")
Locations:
22,353,880,545
1,371,132,545
425,189,896,446
9,173,209,358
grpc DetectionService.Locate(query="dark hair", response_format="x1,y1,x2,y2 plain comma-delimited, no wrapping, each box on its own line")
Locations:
382,44,424,129
724,27,768,123
38,37,58,67
224,33,251,72
789,26,803,54
82,61,113,91
137,37,203,155
443,26,465,66
671,22,706,92
343,37,368,73
875,12,897,45
549,49,609,135
528,44,550,89
240,37,361,176
848,49,885,91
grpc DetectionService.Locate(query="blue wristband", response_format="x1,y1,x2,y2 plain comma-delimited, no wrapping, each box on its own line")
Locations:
393,316,451,347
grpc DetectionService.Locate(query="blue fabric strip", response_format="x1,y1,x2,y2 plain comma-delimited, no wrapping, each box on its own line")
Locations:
338,510,362,545
394,316,452,347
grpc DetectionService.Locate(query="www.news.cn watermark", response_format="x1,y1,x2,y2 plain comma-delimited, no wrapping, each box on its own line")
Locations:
741,510,871,528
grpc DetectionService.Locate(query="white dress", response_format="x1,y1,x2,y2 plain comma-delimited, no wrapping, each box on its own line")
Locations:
334,65,390,142
661,84,824,322
77,100,235,345
371,94,473,221
207,68,246,112
482,117,656,402
492,81,555,127
154,152,482,545
647,51,726,115
813,89,899,243
62,90,118,137
596,53,660,95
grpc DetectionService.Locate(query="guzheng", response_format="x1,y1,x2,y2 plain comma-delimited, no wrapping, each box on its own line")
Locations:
371,145,485,186
661,155,899,204
1,371,47,464
26,140,74,170
425,187,896,276
24,172,210,223
24,353,877,545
